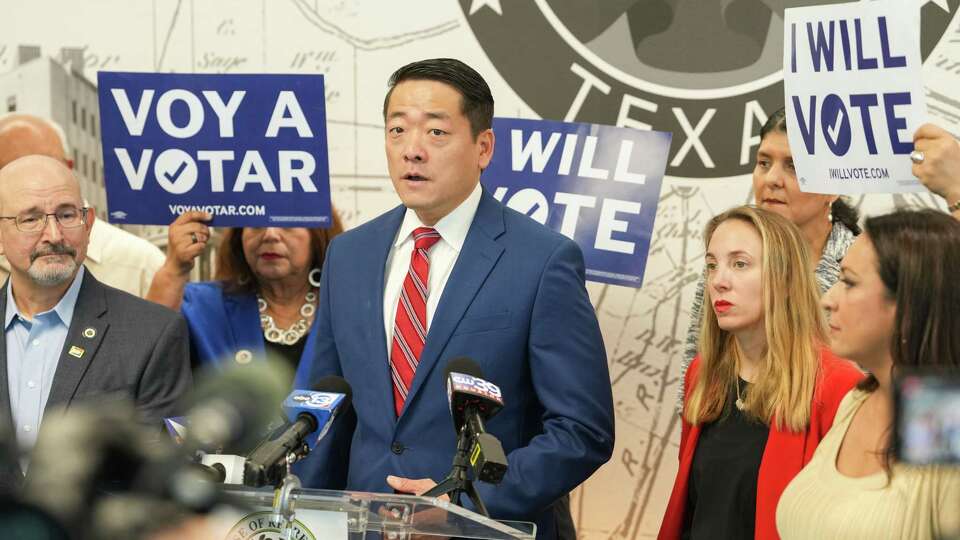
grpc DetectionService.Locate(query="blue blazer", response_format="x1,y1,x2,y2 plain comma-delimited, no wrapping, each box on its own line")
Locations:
181,282,320,370
295,189,615,539
180,282,346,485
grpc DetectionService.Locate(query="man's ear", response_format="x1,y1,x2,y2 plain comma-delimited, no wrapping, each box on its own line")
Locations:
0,205,6,256
477,128,495,170
84,206,96,234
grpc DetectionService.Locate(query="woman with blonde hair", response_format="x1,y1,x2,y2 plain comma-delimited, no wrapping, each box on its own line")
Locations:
659,205,862,540
679,107,861,412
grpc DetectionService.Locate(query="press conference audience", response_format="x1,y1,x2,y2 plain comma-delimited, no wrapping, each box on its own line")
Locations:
147,212,343,374
776,209,960,539
912,122,960,220
0,156,190,488
658,206,862,540
680,107,860,410
0,113,166,296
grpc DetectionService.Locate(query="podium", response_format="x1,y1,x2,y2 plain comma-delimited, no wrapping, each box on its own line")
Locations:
209,484,537,540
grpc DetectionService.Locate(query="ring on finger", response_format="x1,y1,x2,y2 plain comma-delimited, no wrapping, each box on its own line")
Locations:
910,150,925,164
191,232,199,244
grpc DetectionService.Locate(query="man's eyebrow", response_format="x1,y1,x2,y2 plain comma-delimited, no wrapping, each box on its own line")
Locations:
386,111,452,121
10,204,42,215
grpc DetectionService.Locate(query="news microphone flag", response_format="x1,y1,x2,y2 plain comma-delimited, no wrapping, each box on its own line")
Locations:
282,390,347,450
446,371,504,432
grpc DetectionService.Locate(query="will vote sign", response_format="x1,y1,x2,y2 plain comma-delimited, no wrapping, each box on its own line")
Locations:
98,72,332,226
784,1,927,195
484,118,671,288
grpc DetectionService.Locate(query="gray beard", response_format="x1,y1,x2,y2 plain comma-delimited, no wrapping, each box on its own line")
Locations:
28,258,77,287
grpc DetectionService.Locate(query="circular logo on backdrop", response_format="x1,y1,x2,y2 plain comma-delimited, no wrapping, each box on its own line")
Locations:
459,0,959,179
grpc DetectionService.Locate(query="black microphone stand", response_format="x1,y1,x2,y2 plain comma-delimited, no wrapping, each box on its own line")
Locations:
422,425,490,517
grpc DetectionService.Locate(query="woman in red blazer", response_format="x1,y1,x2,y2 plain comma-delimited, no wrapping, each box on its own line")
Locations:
658,206,862,540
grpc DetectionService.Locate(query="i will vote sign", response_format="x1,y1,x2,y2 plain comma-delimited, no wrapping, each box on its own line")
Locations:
484,118,671,288
97,72,332,226
784,1,927,195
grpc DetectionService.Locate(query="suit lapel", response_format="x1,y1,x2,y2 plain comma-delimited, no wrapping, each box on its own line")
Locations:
43,272,108,418
222,290,265,361
0,282,15,439
365,207,406,423
401,191,505,417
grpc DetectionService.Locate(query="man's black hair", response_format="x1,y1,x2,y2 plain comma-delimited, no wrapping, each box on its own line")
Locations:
383,58,494,138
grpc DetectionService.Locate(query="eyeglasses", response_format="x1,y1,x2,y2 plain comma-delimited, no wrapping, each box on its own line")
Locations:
0,206,89,233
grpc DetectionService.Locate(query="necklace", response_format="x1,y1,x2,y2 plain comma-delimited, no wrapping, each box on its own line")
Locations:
735,378,747,411
257,290,317,345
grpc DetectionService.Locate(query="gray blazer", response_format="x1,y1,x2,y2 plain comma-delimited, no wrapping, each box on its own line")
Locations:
0,270,191,484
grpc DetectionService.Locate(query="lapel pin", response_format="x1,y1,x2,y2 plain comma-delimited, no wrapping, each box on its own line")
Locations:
68,346,85,359
82,328,96,339
235,349,253,365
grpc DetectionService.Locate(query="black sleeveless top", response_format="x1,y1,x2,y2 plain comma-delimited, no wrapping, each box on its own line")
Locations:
681,378,770,540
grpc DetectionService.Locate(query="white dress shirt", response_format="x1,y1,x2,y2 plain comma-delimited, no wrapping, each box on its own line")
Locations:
383,183,482,355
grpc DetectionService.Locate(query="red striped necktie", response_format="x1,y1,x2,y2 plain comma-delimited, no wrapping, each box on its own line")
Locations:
389,227,442,417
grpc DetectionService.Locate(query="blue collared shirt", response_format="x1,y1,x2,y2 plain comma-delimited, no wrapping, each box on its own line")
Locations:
4,266,85,460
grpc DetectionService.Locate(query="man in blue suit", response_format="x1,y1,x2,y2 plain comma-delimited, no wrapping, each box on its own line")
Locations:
295,58,614,539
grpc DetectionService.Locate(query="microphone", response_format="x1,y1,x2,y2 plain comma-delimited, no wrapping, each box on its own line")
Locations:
243,376,353,487
182,360,292,453
444,358,508,484
199,454,245,484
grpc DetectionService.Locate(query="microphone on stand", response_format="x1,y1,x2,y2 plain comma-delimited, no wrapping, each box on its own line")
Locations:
243,376,353,487
445,359,508,484
423,357,508,516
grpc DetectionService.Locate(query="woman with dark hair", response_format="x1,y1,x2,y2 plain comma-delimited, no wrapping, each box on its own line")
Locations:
679,107,861,409
776,209,960,539
147,211,343,375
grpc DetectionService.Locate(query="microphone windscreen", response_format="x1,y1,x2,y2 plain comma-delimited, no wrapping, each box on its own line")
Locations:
183,359,292,452
444,357,483,381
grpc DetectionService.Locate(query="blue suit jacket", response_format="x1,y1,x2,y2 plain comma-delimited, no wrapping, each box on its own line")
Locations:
295,189,615,539
181,282,320,370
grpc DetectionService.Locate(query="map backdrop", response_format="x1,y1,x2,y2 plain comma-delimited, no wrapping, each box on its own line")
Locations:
2,1,958,537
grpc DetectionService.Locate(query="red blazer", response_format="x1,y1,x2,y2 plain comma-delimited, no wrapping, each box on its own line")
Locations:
658,348,862,540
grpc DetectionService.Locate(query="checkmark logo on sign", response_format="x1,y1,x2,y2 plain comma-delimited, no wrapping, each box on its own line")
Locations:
826,109,845,144
163,159,189,183
819,94,853,156
154,149,199,194
506,190,549,224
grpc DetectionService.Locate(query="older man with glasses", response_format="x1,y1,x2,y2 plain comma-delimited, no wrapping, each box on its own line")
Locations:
0,155,190,487
0,113,166,297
